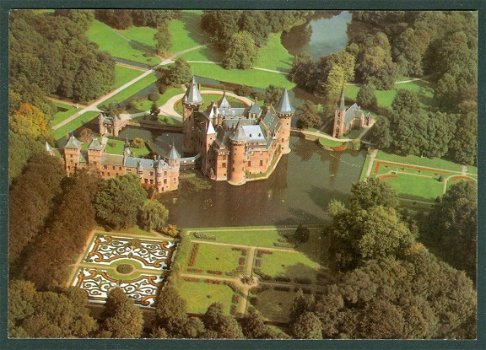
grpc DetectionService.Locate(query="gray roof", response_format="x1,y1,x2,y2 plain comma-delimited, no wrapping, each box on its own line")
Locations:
217,107,246,118
223,117,253,129
88,138,103,151
232,125,265,142
207,120,216,134
218,92,231,109
262,109,279,131
65,135,81,149
124,156,171,170
275,89,294,114
168,145,180,160
184,76,203,105
248,103,261,115
344,103,362,125
45,142,53,153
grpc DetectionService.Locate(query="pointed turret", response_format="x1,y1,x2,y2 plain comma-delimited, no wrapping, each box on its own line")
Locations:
339,86,345,111
65,134,81,149
168,143,180,160
218,91,231,109
207,120,216,135
45,141,53,155
184,76,203,106
276,89,294,115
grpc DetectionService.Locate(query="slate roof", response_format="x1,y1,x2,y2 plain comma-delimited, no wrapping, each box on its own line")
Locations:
184,76,203,105
207,120,216,134
248,103,261,115
275,89,294,114
88,138,104,151
261,109,279,131
168,145,181,160
65,135,81,149
101,154,124,166
232,125,266,142
218,92,231,109
344,103,362,125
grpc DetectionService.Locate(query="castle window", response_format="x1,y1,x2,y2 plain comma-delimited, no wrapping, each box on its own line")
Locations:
112,166,115,170
260,160,263,166
145,179,148,184
116,173,119,176
107,172,110,176
70,155,73,158
150,179,153,184
103,165,107,170
164,179,167,184
248,161,251,167
222,162,226,167
150,171,153,176
164,171,167,176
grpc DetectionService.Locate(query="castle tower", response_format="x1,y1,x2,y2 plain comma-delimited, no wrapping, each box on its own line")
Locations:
182,76,203,154
229,139,246,185
64,135,81,176
87,138,104,170
98,113,107,136
332,88,346,138
203,121,217,175
168,142,181,169
275,89,294,154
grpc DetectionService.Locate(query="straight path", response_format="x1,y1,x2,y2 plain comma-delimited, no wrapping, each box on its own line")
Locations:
364,149,378,178
191,239,299,253
186,60,287,75
52,45,206,131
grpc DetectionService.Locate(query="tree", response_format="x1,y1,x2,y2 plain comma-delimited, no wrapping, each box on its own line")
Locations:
367,116,392,150
263,85,282,107
241,308,277,339
9,153,65,267
294,224,310,243
101,288,143,338
427,181,477,279
222,31,258,69
95,10,133,29
95,174,147,229
392,27,432,77
290,311,322,339
391,90,421,114
350,178,399,210
448,111,477,165
203,303,244,339
296,101,321,129
158,58,192,87
130,137,145,148
154,21,171,55
155,286,189,336
138,199,169,232
150,101,161,119
9,103,50,140
356,84,377,110
290,289,315,321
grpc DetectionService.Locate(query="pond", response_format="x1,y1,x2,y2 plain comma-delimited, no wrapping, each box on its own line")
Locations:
159,135,366,228
281,11,352,60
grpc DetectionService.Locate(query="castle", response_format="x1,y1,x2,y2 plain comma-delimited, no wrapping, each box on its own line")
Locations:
332,89,372,138
63,135,180,193
61,77,294,192
181,77,293,185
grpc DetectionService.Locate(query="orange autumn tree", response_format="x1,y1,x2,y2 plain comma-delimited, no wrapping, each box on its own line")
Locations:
10,103,50,139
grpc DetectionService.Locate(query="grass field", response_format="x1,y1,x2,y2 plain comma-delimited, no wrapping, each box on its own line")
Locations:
169,10,208,54
53,111,99,140
318,137,345,148
255,33,294,72
376,151,463,172
176,280,236,314
100,73,159,108
258,250,321,281
86,20,160,66
129,86,185,112
359,152,372,182
345,79,434,109
104,138,151,157
113,64,144,89
379,173,445,200
51,102,80,126
191,243,244,274
252,289,294,323
191,63,295,90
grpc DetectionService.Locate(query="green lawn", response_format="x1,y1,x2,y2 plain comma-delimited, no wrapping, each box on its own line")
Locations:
359,152,372,181
258,250,320,282
104,138,150,157
52,111,99,140
129,86,185,112
113,64,144,89
100,73,159,108
51,102,80,126
86,19,160,65
376,150,463,172
318,137,345,148
192,63,295,89
252,289,294,322
169,10,209,54
177,280,236,314
255,33,294,72
118,25,157,50
379,173,444,201
190,243,244,274
345,79,434,109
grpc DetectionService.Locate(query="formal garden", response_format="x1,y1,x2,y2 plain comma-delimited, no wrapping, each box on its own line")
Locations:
71,232,177,308
170,225,329,323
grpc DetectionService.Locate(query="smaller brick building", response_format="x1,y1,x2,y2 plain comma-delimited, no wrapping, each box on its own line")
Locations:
332,89,372,139
63,135,180,193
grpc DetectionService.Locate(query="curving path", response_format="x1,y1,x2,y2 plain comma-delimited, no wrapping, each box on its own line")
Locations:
158,89,254,120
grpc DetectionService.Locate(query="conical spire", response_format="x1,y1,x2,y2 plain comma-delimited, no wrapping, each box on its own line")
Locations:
184,76,203,105
276,89,294,114
339,86,345,110
218,90,230,109
207,120,216,135
168,141,180,160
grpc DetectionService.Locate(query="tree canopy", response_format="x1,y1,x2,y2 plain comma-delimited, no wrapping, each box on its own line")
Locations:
222,31,258,69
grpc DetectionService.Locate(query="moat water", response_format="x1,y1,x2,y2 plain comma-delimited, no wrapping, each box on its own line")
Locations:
281,11,352,60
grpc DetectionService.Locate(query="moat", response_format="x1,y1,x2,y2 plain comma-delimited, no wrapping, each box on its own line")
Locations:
155,135,366,227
